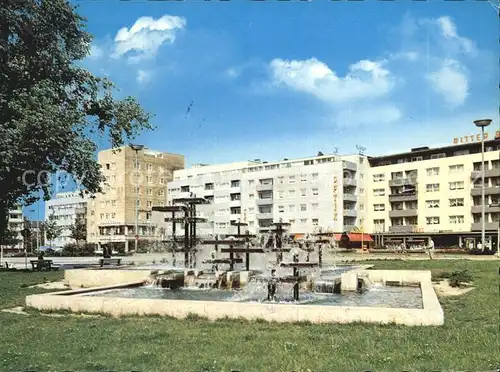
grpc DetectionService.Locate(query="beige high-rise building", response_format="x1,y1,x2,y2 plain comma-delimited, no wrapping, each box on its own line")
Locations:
87,146,184,251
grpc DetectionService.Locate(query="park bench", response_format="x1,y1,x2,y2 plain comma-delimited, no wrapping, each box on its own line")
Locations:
30,260,55,271
99,258,122,267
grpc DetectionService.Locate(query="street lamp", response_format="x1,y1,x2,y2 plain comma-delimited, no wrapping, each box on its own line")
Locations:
129,144,144,253
473,119,492,251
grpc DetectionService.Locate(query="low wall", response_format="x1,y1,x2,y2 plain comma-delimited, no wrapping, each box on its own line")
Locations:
27,270,444,326
64,269,155,288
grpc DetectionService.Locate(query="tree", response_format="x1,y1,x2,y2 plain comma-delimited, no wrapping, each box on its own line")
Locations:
43,213,63,248
69,217,86,245
0,0,154,241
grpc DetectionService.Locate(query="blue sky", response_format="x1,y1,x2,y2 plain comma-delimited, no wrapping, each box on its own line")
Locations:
25,0,498,219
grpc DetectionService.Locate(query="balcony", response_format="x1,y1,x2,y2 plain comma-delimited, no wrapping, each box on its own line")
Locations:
471,222,499,231
343,193,357,202
256,198,274,206
389,209,418,218
471,205,500,214
388,225,418,233
388,193,418,202
343,178,357,187
389,178,418,187
229,200,241,207
471,169,500,180
343,224,355,232
471,187,500,196
342,161,357,171
256,183,273,192
256,212,273,220
343,209,357,218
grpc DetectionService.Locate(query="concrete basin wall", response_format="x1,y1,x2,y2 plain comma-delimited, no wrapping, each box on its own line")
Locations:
28,270,444,326
64,269,155,288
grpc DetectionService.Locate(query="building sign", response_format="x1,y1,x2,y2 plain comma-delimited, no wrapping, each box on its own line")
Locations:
453,131,500,145
333,176,338,221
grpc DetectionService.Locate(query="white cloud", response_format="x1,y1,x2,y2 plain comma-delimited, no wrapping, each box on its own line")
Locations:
137,69,153,84
112,15,186,62
335,105,402,128
88,44,104,60
226,68,239,79
435,16,475,54
427,59,469,108
269,57,393,104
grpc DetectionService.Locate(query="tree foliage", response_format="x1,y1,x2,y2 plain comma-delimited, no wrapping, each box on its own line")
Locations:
69,217,86,244
43,212,63,247
0,0,154,240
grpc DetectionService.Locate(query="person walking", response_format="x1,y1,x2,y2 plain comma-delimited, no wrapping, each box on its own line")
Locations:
427,238,435,260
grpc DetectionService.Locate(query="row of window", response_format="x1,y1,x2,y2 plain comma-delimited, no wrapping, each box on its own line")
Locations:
373,198,467,211
374,215,465,225
213,218,322,229
215,203,322,215
373,160,500,182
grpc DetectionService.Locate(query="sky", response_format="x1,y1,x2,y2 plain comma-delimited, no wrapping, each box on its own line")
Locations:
25,0,499,219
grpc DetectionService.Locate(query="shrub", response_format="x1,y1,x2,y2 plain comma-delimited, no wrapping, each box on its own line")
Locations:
449,270,473,288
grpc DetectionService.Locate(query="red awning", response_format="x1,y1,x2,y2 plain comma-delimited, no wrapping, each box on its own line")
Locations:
333,233,373,242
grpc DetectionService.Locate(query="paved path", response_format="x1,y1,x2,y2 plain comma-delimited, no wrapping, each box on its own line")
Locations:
2,252,498,269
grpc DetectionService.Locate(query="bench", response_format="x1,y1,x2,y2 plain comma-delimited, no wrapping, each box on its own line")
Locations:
30,260,54,271
99,258,122,267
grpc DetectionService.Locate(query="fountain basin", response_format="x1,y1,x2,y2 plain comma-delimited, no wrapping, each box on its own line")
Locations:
27,270,443,326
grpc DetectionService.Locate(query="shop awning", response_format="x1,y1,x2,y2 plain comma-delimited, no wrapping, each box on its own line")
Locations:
333,233,374,242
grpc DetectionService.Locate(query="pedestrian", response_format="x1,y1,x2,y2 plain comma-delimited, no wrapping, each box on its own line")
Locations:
427,238,435,260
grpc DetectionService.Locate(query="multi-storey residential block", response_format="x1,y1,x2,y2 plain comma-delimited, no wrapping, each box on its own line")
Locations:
87,146,184,251
166,153,368,237
4,205,24,250
45,192,88,247
366,136,500,247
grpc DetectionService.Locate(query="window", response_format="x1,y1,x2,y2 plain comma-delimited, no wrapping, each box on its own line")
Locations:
454,150,469,156
231,180,240,188
311,173,319,181
426,200,440,208
278,176,284,184
449,164,464,174
449,198,464,207
449,181,464,190
289,205,295,212
449,215,464,224
359,203,364,210
374,204,385,211
300,188,307,197
426,183,440,192
288,189,296,198
147,188,153,195
158,190,165,197
147,201,152,207
146,164,152,171
248,180,255,186
430,153,446,159
426,217,440,225
248,194,254,200
300,204,307,212
289,219,295,224
312,203,319,211
411,156,423,162
426,167,439,176
312,188,319,196
278,191,284,199
300,218,307,224
300,174,307,183
278,206,284,213
373,188,385,196
146,176,152,183
373,174,385,182
289,175,296,184
312,218,319,226
111,213,116,219
105,213,109,219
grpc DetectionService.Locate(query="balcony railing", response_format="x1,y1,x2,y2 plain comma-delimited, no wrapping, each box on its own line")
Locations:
388,178,418,187
343,193,357,202
388,193,418,202
471,187,500,196
256,184,273,192
343,209,357,218
343,178,357,187
471,222,499,231
388,225,418,233
471,205,500,214
388,209,418,218
471,169,500,179
256,198,274,206
256,212,273,220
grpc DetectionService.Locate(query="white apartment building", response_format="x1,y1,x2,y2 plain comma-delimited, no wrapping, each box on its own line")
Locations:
366,136,500,247
45,191,88,247
166,153,368,237
5,205,24,250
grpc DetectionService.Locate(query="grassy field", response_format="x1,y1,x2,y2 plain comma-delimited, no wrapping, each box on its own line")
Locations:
0,260,498,372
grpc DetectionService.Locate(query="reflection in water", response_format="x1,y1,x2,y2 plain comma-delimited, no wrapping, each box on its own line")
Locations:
85,282,422,309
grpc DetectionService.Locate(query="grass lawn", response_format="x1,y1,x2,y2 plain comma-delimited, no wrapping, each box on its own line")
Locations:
0,260,498,372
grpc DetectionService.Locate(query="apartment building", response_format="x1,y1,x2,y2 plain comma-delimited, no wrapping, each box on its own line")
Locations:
366,136,500,247
45,192,88,247
166,153,368,237
87,146,185,251
3,205,24,250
